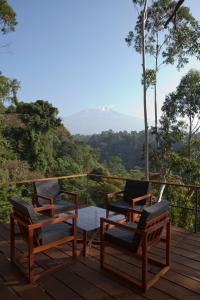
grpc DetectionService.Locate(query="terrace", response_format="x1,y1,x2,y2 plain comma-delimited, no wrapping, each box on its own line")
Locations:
0,174,200,299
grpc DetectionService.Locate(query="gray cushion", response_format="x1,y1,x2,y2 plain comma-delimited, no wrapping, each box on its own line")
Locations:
108,201,147,215
10,197,39,223
123,180,150,205
107,201,131,215
10,197,42,242
104,222,138,251
41,222,72,244
105,201,169,252
138,200,169,229
54,200,75,213
107,180,150,215
35,179,61,198
130,200,169,249
37,198,75,213
35,180,75,212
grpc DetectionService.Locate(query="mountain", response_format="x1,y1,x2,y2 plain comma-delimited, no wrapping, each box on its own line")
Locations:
63,108,145,135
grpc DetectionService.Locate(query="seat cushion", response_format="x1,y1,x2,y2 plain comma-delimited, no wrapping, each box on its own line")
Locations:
41,222,72,244
104,222,138,251
107,201,130,215
108,201,146,215
54,199,75,213
37,194,75,213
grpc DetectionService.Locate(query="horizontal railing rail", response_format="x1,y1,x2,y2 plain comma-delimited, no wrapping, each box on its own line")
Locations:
0,173,199,232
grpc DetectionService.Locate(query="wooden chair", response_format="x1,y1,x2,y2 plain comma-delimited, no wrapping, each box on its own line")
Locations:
10,197,77,283
106,179,152,221
33,179,79,217
101,200,170,292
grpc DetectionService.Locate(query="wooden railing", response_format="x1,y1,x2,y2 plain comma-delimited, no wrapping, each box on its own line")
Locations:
0,173,200,232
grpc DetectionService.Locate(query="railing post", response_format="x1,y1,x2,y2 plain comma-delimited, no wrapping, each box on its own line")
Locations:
194,189,198,233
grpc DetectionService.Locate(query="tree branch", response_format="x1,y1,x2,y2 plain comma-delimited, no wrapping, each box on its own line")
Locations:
164,0,185,29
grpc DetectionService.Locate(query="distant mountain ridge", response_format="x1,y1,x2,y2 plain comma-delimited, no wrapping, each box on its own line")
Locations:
63,108,145,134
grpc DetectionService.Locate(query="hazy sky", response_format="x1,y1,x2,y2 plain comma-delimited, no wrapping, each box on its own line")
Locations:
1,0,200,121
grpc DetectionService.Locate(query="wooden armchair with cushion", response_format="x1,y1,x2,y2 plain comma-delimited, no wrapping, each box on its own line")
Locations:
106,179,152,221
33,179,79,217
10,197,77,283
101,200,170,292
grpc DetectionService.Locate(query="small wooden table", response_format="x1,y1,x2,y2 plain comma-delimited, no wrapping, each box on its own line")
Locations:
68,206,125,256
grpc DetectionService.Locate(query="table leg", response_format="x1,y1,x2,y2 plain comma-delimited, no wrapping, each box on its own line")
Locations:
83,230,87,256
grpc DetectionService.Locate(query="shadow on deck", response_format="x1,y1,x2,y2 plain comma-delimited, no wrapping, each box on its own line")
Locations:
0,224,200,300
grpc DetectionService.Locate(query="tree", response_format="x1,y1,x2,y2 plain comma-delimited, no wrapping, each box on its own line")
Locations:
126,0,149,179
162,69,200,161
16,100,61,132
150,69,200,185
0,73,20,108
0,0,17,34
126,0,200,147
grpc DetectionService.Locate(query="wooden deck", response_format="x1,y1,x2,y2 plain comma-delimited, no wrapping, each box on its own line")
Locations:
0,224,200,300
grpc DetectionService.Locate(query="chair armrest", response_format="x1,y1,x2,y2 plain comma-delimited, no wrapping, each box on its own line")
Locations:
60,190,79,210
100,217,144,235
28,213,77,230
60,190,78,197
34,205,55,212
131,193,152,206
34,193,54,204
106,190,124,203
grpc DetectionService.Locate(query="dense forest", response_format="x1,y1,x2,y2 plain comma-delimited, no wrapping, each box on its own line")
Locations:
0,0,200,230
1,69,200,230
75,130,153,170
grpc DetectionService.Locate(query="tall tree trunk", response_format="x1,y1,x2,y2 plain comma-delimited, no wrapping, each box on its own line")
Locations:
188,114,192,161
154,33,159,149
142,0,149,180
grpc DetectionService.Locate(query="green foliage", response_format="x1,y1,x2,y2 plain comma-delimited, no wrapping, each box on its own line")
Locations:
0,0,17,34
79,130,147,170
0,73,20,107
142,69,156,88
127,0,200,70
16,100,61,132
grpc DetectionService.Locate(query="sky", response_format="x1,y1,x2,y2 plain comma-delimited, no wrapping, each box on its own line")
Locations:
1,0,200,122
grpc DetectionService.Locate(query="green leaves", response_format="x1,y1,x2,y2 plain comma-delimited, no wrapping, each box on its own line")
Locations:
0,0,17,34
16,100,61,132
0,73,20,107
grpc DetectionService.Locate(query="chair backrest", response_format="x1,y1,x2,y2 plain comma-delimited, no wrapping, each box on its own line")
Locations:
34,179,61,200
10,197,41,245
123,180,150,205
135,200,169,252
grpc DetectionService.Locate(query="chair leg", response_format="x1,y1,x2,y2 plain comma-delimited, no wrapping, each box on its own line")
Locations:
72,239,77,257
142,235,148,292
100,219,105,268
28,229,35,283
166,222,171,266
100,240,105,269
106,208,109,218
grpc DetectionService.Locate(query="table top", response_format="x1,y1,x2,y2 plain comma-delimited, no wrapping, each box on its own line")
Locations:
68,206,125,232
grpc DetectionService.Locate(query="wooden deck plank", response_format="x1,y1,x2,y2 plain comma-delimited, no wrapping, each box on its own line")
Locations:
0,224,200,300
0,278,19,300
